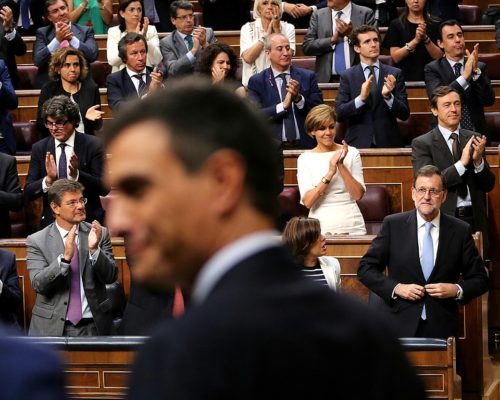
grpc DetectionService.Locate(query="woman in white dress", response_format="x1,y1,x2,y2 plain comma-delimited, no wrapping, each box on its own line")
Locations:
240,0,295,87
106,0,162,72
283,216,341,290
297,104,367,235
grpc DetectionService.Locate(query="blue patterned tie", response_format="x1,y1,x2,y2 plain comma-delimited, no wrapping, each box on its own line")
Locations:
421,222,434,320
58,143,67,179
185,35,193,51
334,12,347,75
278,73,297,142
20,0,30,29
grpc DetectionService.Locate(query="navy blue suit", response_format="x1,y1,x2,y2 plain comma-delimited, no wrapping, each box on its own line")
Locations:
248,66,323,149
0,60,17,155
106,68,153,111
335,62,409,148
0,249,21,328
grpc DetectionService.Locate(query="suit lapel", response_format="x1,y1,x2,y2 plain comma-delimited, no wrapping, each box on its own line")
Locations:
431,127,455,165
49,223,65,257
122,69,138,97
173,30,188,56
324,8,333,37
432,213,455,280
440,57,456,83
78,223,90,274
406,211,426,281
266,68,281,103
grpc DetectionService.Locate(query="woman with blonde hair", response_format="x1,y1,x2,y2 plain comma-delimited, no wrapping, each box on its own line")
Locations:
297,104,366,235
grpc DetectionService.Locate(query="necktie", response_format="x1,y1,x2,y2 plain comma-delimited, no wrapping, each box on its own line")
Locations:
172,287,185,318
453,63,474,130
58,143,67,179
334,11,346,75
185,35,193,51
421,222,434,320
277,73,297,142
367,65,378,103
67,235,82,326
133,74,147,96
60,40,70,48
20,0,30,29
450,132,468,198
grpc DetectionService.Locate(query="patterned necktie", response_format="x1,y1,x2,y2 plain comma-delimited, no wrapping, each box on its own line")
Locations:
421,222,434,320
277,73,297,142
185,35,193,51
450,132,468,198
334,11,346,75
453,63,474,130
367,65,378,104
58,143,67,179
67,235,82,326
20,0,30,29
133,74,147,96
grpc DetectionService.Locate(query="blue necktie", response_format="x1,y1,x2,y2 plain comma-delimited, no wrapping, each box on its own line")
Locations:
334,11,346,75
278,73,297,142
58,143,67,179
20,0,30,29
421,222,434,320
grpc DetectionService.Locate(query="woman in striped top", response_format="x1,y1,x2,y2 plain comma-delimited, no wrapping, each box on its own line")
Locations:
283,217,341,290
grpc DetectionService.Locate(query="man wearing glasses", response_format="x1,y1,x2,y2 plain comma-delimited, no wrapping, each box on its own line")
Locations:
358,164,489,339
159,0,216,76
25,95,109,229
27,178,117,336
411,86,495,253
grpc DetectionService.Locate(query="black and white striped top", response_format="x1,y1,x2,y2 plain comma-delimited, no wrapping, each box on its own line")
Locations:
302,262,329,287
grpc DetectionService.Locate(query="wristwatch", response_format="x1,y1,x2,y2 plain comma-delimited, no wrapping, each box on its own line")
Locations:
404,42,414,53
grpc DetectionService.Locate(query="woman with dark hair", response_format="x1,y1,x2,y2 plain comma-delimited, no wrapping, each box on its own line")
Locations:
107,0,162,72
68,0,113,34
196,43,246,96
283,216,341,290
37,47,103,136
382,0,442,81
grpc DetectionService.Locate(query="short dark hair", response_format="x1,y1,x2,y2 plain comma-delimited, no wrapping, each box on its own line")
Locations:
104,79,280,218
196,43,238,81
169,0,193,18
118,0,144,32
44,0,68,16
438,19,463,41
48,179,85,206
118,32,148,63
413,165,446,190
282,217,321,264
349,24,380,47
429,86,460,109
42,95,80,128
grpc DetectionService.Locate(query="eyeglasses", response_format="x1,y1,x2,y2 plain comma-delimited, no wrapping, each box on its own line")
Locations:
175,13,194,20
45,120,70,129
414,187,443,197
65,198,87,208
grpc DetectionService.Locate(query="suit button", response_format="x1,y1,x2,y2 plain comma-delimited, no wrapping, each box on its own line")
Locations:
64,301,68,305
60,318,64,321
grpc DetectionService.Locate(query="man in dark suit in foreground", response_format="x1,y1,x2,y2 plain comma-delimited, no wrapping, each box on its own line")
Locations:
0,153,22,238
103,80,425,399
358,165,489,339
0,249,21,328
335,24,409,148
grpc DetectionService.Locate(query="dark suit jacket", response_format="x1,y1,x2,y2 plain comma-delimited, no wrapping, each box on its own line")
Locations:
358,210,489,339
106,67,153,111
27,221,118,336
128,245,426,400
2,0,45,34
0,330,66,400
0,249,21,328
33,23,98,88
302,3,375,82
411,127,496,250
0,25,27,88
424,57,495,138
248,66,323,148
0,60,17,155
336,62,409,148
0,153,22,238
24,132,109,227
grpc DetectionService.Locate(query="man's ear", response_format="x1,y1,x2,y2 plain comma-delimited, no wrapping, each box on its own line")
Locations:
431,106,438,117
50,201,60,216
353,45,360,55
437,39,443,50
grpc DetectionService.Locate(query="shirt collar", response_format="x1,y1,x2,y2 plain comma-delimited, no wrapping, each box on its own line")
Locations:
54,130,76,148
416,209,441,230
360,60,380,72
446,57,465,69
55,221,79,240
272,67,291,78
437,124,459,142
126,67,147,78
333,2,352,19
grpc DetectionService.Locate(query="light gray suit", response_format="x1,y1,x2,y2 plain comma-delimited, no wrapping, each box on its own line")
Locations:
302,3,374,83
160,28,217,76
27,222,117,336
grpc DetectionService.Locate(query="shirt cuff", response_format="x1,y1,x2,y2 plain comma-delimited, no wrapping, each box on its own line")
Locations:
58,255,70,276
455,284,464,300
391,283,400,299
70,37,80,49
89,247,100,263
474,158,485,173
311,5,317,11
48,38,60,54
4,29,16,41
472,69,482,81
383,94,394,108
456,75,469,90
42,176,51,192
354,96,365,109
294,95,305,109
276,102,285,114
0,279,3,295
455,160,466,176
186,51,195,64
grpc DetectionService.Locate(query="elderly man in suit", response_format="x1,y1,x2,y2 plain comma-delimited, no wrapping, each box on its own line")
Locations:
0,249,22,328
248,33,323,149
358,165,489,339
0,5,27,88
335,24,409,148
32,0,98,88
412,86,495,253
0,59,17,155
27,179,117,336
25,95,109,228
159,0,217,77
424,20,495,142
0,153,22,238
103,80,425,400
302,0,374,83
106,32,164,112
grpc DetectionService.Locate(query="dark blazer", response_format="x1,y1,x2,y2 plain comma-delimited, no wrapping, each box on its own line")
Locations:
424,57,495,138
0,249,21,328
302,3,375,82
33,23,98,88
0,153,22,239
0,60,17,155
411,127,496,250
27,221,118,336
0,330,67,400
24,132,109,227
128,245,426,400
0,25,27,88
358,210,489,339
37,79,102,136
106,67,153,111
2,0,45,35
336,62,410,148
248,66,323,148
